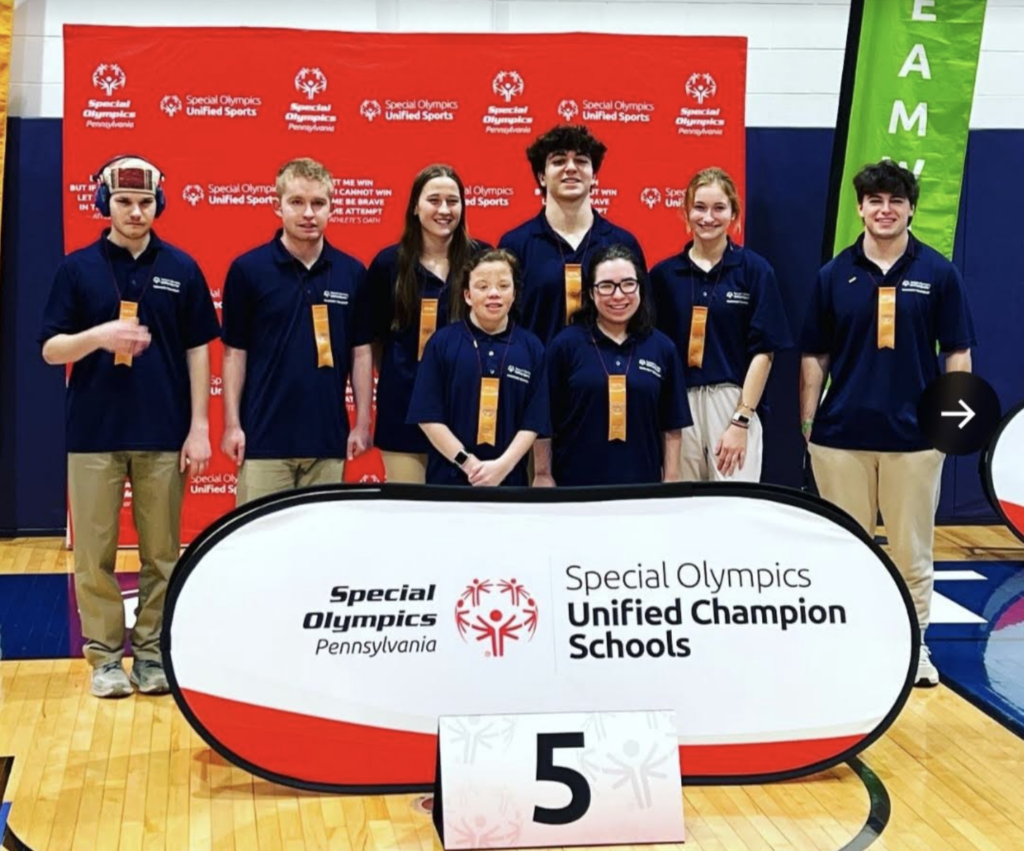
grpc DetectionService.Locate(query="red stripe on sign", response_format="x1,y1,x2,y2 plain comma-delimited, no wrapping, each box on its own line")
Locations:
182,688,436,786
1000,500,1024,537
680,734,865,776
181,689,866,785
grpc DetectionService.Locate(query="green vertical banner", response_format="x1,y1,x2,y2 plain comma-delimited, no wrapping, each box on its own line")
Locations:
828,0,986,260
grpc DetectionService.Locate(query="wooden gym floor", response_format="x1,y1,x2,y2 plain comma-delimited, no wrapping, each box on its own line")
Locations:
1,528,1023,851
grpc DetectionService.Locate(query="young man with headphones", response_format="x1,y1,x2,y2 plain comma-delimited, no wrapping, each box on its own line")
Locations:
39,155,220,698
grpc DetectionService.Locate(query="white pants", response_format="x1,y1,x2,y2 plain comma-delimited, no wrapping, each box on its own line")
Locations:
680,384,763,482
809,444,943,635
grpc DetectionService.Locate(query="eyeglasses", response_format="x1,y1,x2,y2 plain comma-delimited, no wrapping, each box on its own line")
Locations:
593,279,640,296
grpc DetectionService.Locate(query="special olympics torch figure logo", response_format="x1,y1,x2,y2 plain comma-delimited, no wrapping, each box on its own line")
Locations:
640,187,662,210
295,67,328,100
160,95,183,117
492,71,525,103
455,577,538,657
359,99,382,122
182,185,204,207
557,99,579,121
92,64,126,97
685,72,717,105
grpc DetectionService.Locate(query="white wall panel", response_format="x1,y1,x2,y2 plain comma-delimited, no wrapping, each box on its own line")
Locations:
747,49,843,94
8,0,1023,127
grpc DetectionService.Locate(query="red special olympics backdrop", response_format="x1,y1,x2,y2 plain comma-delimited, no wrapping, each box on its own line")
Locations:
63,26,746,545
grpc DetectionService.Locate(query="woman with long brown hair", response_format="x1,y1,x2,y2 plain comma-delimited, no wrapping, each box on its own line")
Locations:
368,164,488,482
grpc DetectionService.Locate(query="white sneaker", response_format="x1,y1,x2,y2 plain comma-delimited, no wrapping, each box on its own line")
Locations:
91,660,133,698
915,644,940,688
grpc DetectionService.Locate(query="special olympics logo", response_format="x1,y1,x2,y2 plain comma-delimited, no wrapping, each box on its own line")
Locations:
92,63,126,96
359,99,382,122
557,99,579,121
685,72,717,105
159,95,183,117
181,185,204,206
455,578,538,658
295,67,328,101
640,187,662,209
492,71,525,103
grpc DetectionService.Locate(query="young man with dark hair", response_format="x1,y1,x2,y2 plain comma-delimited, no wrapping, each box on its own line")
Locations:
499,124,646,345
40,155,220,697
799,160,976,687
221,157,373,504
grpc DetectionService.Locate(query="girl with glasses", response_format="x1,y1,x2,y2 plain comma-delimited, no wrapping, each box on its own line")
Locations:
533,244,691,487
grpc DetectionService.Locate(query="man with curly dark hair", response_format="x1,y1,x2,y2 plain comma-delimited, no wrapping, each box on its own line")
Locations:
499,124,646,345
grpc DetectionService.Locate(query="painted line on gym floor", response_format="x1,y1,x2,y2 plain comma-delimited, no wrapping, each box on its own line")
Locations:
839,756,891,851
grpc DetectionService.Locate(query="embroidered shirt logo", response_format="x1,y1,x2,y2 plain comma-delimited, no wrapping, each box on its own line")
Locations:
323,290,349,305
638,358,663,378
152,276,182,294
507,364,532,384
901,280,932,295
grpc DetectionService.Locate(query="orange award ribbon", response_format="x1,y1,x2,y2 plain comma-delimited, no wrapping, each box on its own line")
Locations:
477,377,500,446
877,287,896,349
688,305,709,368
564,264,583,323
418,298,439,361
114,300,139,367
311,304,335,368
608,374,627,442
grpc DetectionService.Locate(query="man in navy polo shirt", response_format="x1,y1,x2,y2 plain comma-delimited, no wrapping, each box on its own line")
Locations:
40,155,220,698
221,158,373,504
800,160,975,688
499,124,646,345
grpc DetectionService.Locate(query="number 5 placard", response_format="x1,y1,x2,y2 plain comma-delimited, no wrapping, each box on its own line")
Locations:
433,710,685,849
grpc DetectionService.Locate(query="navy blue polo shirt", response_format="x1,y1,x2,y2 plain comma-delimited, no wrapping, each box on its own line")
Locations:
498,209,646,345
221,231,371,459
547,323,691,486
650,240,792,389
368,240,489,454
801,234,976,451
407,320,550,486
38,231,220,453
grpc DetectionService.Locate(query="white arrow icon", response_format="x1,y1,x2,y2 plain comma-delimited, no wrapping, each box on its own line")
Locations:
941,399,975,429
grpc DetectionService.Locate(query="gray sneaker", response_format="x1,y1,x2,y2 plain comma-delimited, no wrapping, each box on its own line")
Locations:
91,660,133,698
130,659,170,695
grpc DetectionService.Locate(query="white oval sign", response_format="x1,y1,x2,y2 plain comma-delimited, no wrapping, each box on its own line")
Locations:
985,402,1024,544
164,484,916,792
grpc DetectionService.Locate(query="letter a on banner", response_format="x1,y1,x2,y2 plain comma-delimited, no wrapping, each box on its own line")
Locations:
822,0,987,261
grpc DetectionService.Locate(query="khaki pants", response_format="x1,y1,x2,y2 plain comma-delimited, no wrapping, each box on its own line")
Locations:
809,444,943,635
381,451,427,484
235,458,345,505
68,452,184,667
680,384,763,482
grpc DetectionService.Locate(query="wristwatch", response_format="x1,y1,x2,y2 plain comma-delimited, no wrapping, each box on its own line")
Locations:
453,449,470,468
731,411,751,428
